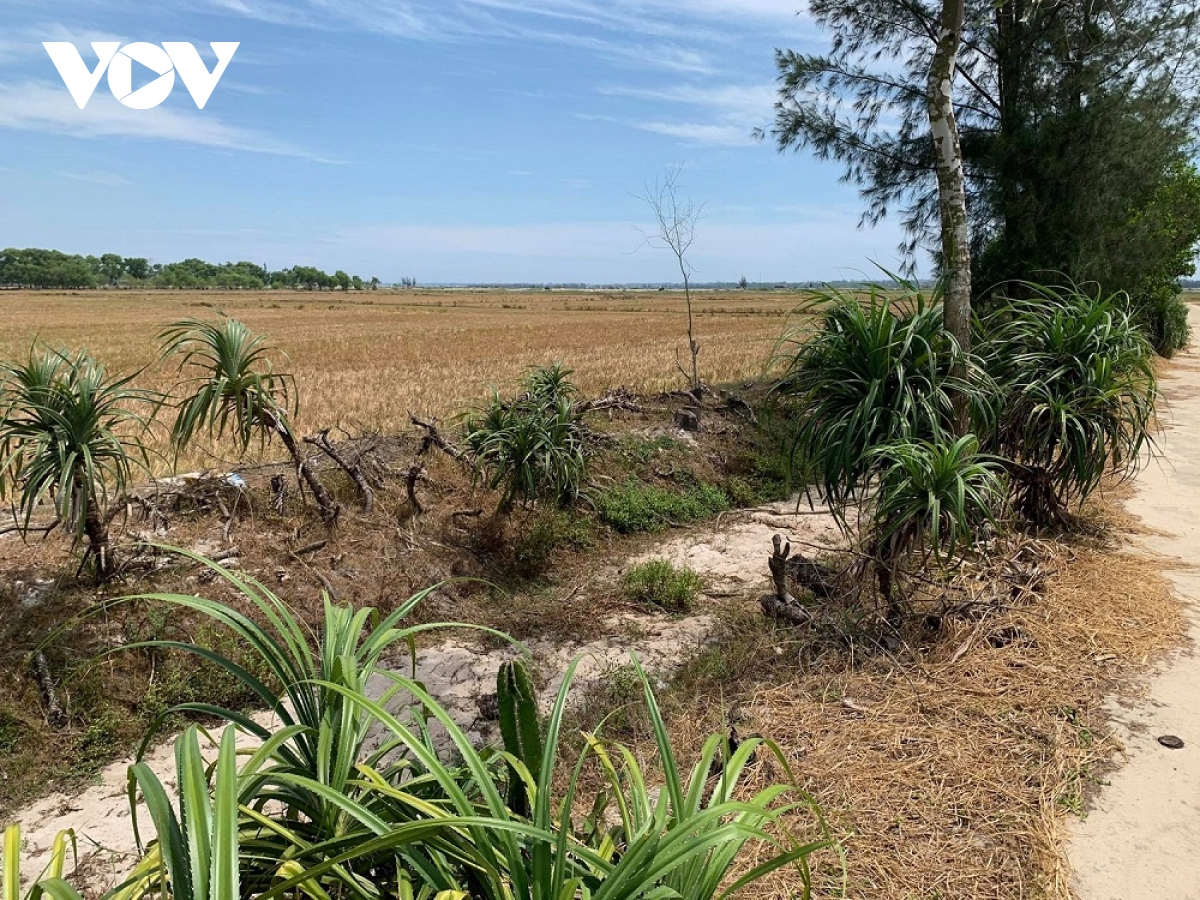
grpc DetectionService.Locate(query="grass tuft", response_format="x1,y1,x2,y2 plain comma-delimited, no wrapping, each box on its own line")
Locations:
622,559,704,612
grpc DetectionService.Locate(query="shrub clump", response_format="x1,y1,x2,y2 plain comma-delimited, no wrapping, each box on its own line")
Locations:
510,508,595,577
772,284,990,521
622,559,704,612
1131,286,1191,358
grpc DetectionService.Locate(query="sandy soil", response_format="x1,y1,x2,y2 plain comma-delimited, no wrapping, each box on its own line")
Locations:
10,497,838,890
1069,309,1200,898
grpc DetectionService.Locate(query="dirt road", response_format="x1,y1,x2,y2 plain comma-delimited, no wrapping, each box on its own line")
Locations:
1070,308,1200,899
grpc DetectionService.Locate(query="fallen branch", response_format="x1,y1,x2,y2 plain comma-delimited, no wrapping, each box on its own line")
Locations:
314,571,340,601
403,413,474,515
759,591,814,625
265,409,339,525
32,651,66,728
409,414,472,467
304,429,375,512
721,393,757,424
0,518,61,539
405,463,427,515
577,388,642,415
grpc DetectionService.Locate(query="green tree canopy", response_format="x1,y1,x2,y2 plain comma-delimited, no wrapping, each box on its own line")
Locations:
763,0,1200,298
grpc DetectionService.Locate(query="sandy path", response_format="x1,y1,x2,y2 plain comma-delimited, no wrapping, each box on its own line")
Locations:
1069,308,1200,899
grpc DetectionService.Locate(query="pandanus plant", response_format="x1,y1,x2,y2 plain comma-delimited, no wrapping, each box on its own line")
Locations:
0,348,157,579
978,283,1157,525
158,317,339,522
465,362,589,513
772,283,1003,618
33,555,833,900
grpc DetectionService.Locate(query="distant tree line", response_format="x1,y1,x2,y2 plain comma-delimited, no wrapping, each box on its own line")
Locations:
0,248,383,291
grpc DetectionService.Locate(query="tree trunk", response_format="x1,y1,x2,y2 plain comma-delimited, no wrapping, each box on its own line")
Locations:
83,495,114,581
272,416,340,524
681,270,700,396
928,0,972,434
994,0,1023,291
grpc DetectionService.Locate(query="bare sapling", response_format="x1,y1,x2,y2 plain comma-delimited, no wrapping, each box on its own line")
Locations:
639,165,705,396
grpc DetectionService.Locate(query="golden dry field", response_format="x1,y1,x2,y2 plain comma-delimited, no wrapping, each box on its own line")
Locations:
0,287,804,470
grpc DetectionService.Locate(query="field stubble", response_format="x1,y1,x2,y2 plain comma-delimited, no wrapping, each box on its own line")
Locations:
0,288,800,472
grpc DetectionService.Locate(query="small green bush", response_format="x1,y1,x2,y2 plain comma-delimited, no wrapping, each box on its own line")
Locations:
570,662,651,740
0,709,21,755
721,475,760,508
618,433,685,463
142,622,277,726
868,434,1005,571
622,559,704,612
747,406,800,499
71,707,127,773
596,479,728,533
722,473,787,507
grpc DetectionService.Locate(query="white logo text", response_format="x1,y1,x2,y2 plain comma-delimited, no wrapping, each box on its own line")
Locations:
43,41,239,110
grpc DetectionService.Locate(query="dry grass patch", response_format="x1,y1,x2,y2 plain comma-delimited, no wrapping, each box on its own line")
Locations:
576,496,1185,900
0,288,803,472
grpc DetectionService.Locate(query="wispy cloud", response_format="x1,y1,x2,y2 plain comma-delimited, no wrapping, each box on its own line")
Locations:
324,211,906,281
0,81,340,162
208,0,808,74
211,0,801,36
599,82,777,111
631,121,754,146
55,169,133,186
0,23,127,64
595,81,776,146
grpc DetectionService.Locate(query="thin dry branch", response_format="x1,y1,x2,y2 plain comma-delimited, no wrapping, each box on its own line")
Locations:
577,388,643,415
0,518,61,538
409,414,472,467
304,429,375,512
32,651,66,728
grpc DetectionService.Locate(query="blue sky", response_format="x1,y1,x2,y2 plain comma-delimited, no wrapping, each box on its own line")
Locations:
0,0,910,283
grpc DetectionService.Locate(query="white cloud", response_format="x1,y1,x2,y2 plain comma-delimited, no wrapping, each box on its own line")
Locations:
596,81,776,145
0,81,339,162
55,170,133,186
600,82,777,111
629,120,754,146
212,0,802,34
0,23,127,64
207,0,811,74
